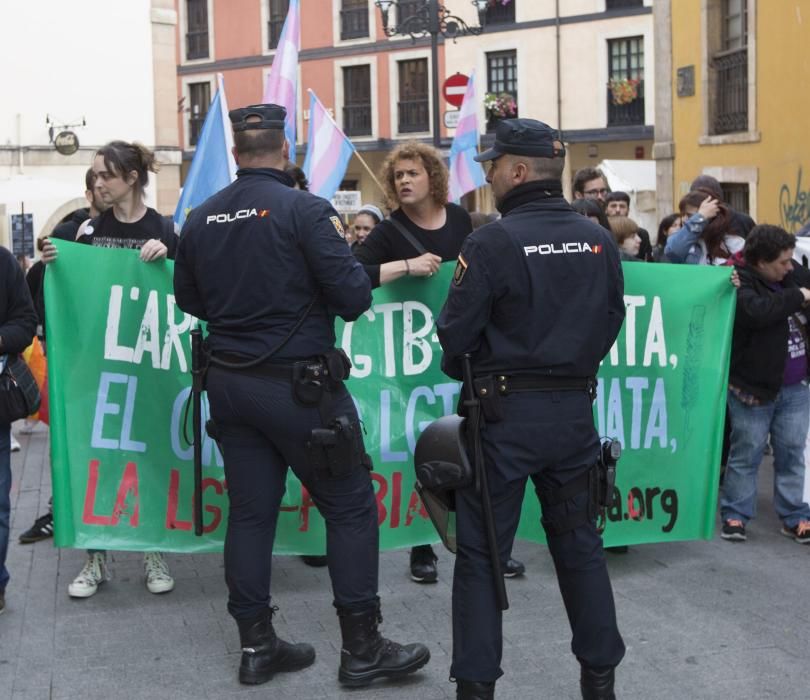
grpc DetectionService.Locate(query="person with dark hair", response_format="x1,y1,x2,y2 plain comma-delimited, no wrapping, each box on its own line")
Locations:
469,211,498,230
17,169,111,546
354,141,525,583
39,141,179,598
604,191,652,261
609,216,643,261
438,118,625,699
665,191,744,265
350,204,383,250
571,198,611,231
652,213,682,262
173,103,430,688
691,174,755,239
720,224,810,545
0,246,38,615
572,167,609,205
283,160,309,191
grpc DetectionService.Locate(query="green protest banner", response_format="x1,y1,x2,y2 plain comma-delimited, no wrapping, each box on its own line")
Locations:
46,241,735,553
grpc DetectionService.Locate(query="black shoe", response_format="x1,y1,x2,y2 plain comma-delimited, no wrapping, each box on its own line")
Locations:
409,544,438,583
19,512,54,544
581,665,616,700
503,557,525,578
456,679,496,699
236,607,315,685
337,603,430,687
300,555,328,567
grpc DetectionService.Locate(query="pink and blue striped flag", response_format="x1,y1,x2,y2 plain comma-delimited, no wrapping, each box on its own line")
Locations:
302,90,356,201
262,0,300,154
448,71,487,203
174,74,237,228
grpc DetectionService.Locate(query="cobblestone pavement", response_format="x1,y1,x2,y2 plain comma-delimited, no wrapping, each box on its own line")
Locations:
1,422,808,699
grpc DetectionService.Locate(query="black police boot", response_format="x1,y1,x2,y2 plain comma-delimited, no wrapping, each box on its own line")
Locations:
456,679,496,699
580,665,616,700
236,607,316,685
337,603,431,686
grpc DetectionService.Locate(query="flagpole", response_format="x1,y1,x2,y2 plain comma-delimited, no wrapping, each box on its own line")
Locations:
353,151,386,196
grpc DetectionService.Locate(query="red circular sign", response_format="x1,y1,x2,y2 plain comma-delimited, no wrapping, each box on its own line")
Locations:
442,73,469,108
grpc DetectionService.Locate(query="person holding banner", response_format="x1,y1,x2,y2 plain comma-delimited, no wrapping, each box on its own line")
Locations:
437,118,626,699
40,140,178,599
173,103,430,688
720,225,810,544
0,245,38,615
353,141,525,583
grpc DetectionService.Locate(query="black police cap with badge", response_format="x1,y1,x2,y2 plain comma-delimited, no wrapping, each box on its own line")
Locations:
474,118,565,162
228,103,287,131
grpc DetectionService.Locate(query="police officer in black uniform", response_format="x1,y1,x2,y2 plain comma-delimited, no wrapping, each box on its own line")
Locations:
436,119,626,700
173,104,430,689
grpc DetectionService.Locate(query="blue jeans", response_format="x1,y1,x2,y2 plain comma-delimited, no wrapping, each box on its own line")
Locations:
0,424,11,592
721,382,810,527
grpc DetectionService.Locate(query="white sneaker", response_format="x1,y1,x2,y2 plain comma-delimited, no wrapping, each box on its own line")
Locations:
68,552,109,598
10,434,20,452
144,552,174,594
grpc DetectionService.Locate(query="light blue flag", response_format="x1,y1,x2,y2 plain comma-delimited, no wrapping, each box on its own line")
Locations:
174,74,237,228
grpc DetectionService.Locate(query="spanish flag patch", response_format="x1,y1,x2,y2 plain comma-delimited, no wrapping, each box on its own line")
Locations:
453,254,468,286
330,215,345,238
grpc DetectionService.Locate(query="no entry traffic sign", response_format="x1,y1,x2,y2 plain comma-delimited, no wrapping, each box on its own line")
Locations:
442,73,469,108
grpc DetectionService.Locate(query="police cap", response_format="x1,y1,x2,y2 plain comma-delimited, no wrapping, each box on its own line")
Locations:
474,118,565,162
228,104,286,132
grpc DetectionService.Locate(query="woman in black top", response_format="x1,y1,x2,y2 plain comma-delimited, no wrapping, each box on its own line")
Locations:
354,142,524,583
43,140,177,261
354,142,471,287
40,140,177,599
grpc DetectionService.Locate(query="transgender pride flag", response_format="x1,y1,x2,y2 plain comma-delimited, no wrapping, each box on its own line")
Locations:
448,70,487,202
262,0,300,153
302,90,356,201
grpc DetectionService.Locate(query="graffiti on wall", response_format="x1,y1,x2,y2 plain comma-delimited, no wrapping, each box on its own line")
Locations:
780,167,810,233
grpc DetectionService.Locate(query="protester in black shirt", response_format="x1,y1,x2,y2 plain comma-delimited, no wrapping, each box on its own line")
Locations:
354,142,525,584
40,140,177,599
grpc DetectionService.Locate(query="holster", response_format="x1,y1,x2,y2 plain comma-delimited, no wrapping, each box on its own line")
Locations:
306,414,372,479
472,375,504,423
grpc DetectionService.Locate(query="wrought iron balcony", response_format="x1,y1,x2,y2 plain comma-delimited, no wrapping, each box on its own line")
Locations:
343,104,372,136
713,48,748,134
341,7,369,39
607,80,645,127
398,98,429,133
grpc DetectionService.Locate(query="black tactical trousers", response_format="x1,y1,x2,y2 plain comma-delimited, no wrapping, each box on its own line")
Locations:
450,390,625,682
206,367,379,621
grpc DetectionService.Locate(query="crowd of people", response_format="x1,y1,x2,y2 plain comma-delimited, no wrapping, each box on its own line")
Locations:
0,107,808,700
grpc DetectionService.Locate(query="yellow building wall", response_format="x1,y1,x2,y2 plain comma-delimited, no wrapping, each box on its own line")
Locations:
671,0,810,231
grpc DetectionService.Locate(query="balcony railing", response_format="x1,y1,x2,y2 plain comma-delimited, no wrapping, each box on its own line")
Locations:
343,104,372,136
398,98,429,133
713,48,748,134
341,7,369,39
486,2,515,24
607,80,645,126
186,30,209,60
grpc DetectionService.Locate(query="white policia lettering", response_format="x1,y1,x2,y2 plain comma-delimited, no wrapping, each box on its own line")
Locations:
523,242,597,256
205,208,263,224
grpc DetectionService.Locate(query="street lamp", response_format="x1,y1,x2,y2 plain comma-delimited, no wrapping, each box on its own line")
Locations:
375,1,488,148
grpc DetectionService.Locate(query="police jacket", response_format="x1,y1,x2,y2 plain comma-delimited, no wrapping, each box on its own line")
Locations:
730,262,810,402
174,167,372,360
437,180,625,380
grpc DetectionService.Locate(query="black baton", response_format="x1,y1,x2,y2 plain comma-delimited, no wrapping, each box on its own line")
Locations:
190,328,204,536
463,354,509,611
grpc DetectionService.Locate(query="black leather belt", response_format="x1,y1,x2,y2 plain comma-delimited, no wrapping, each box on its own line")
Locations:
488,374,595,395
211,352,299,379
